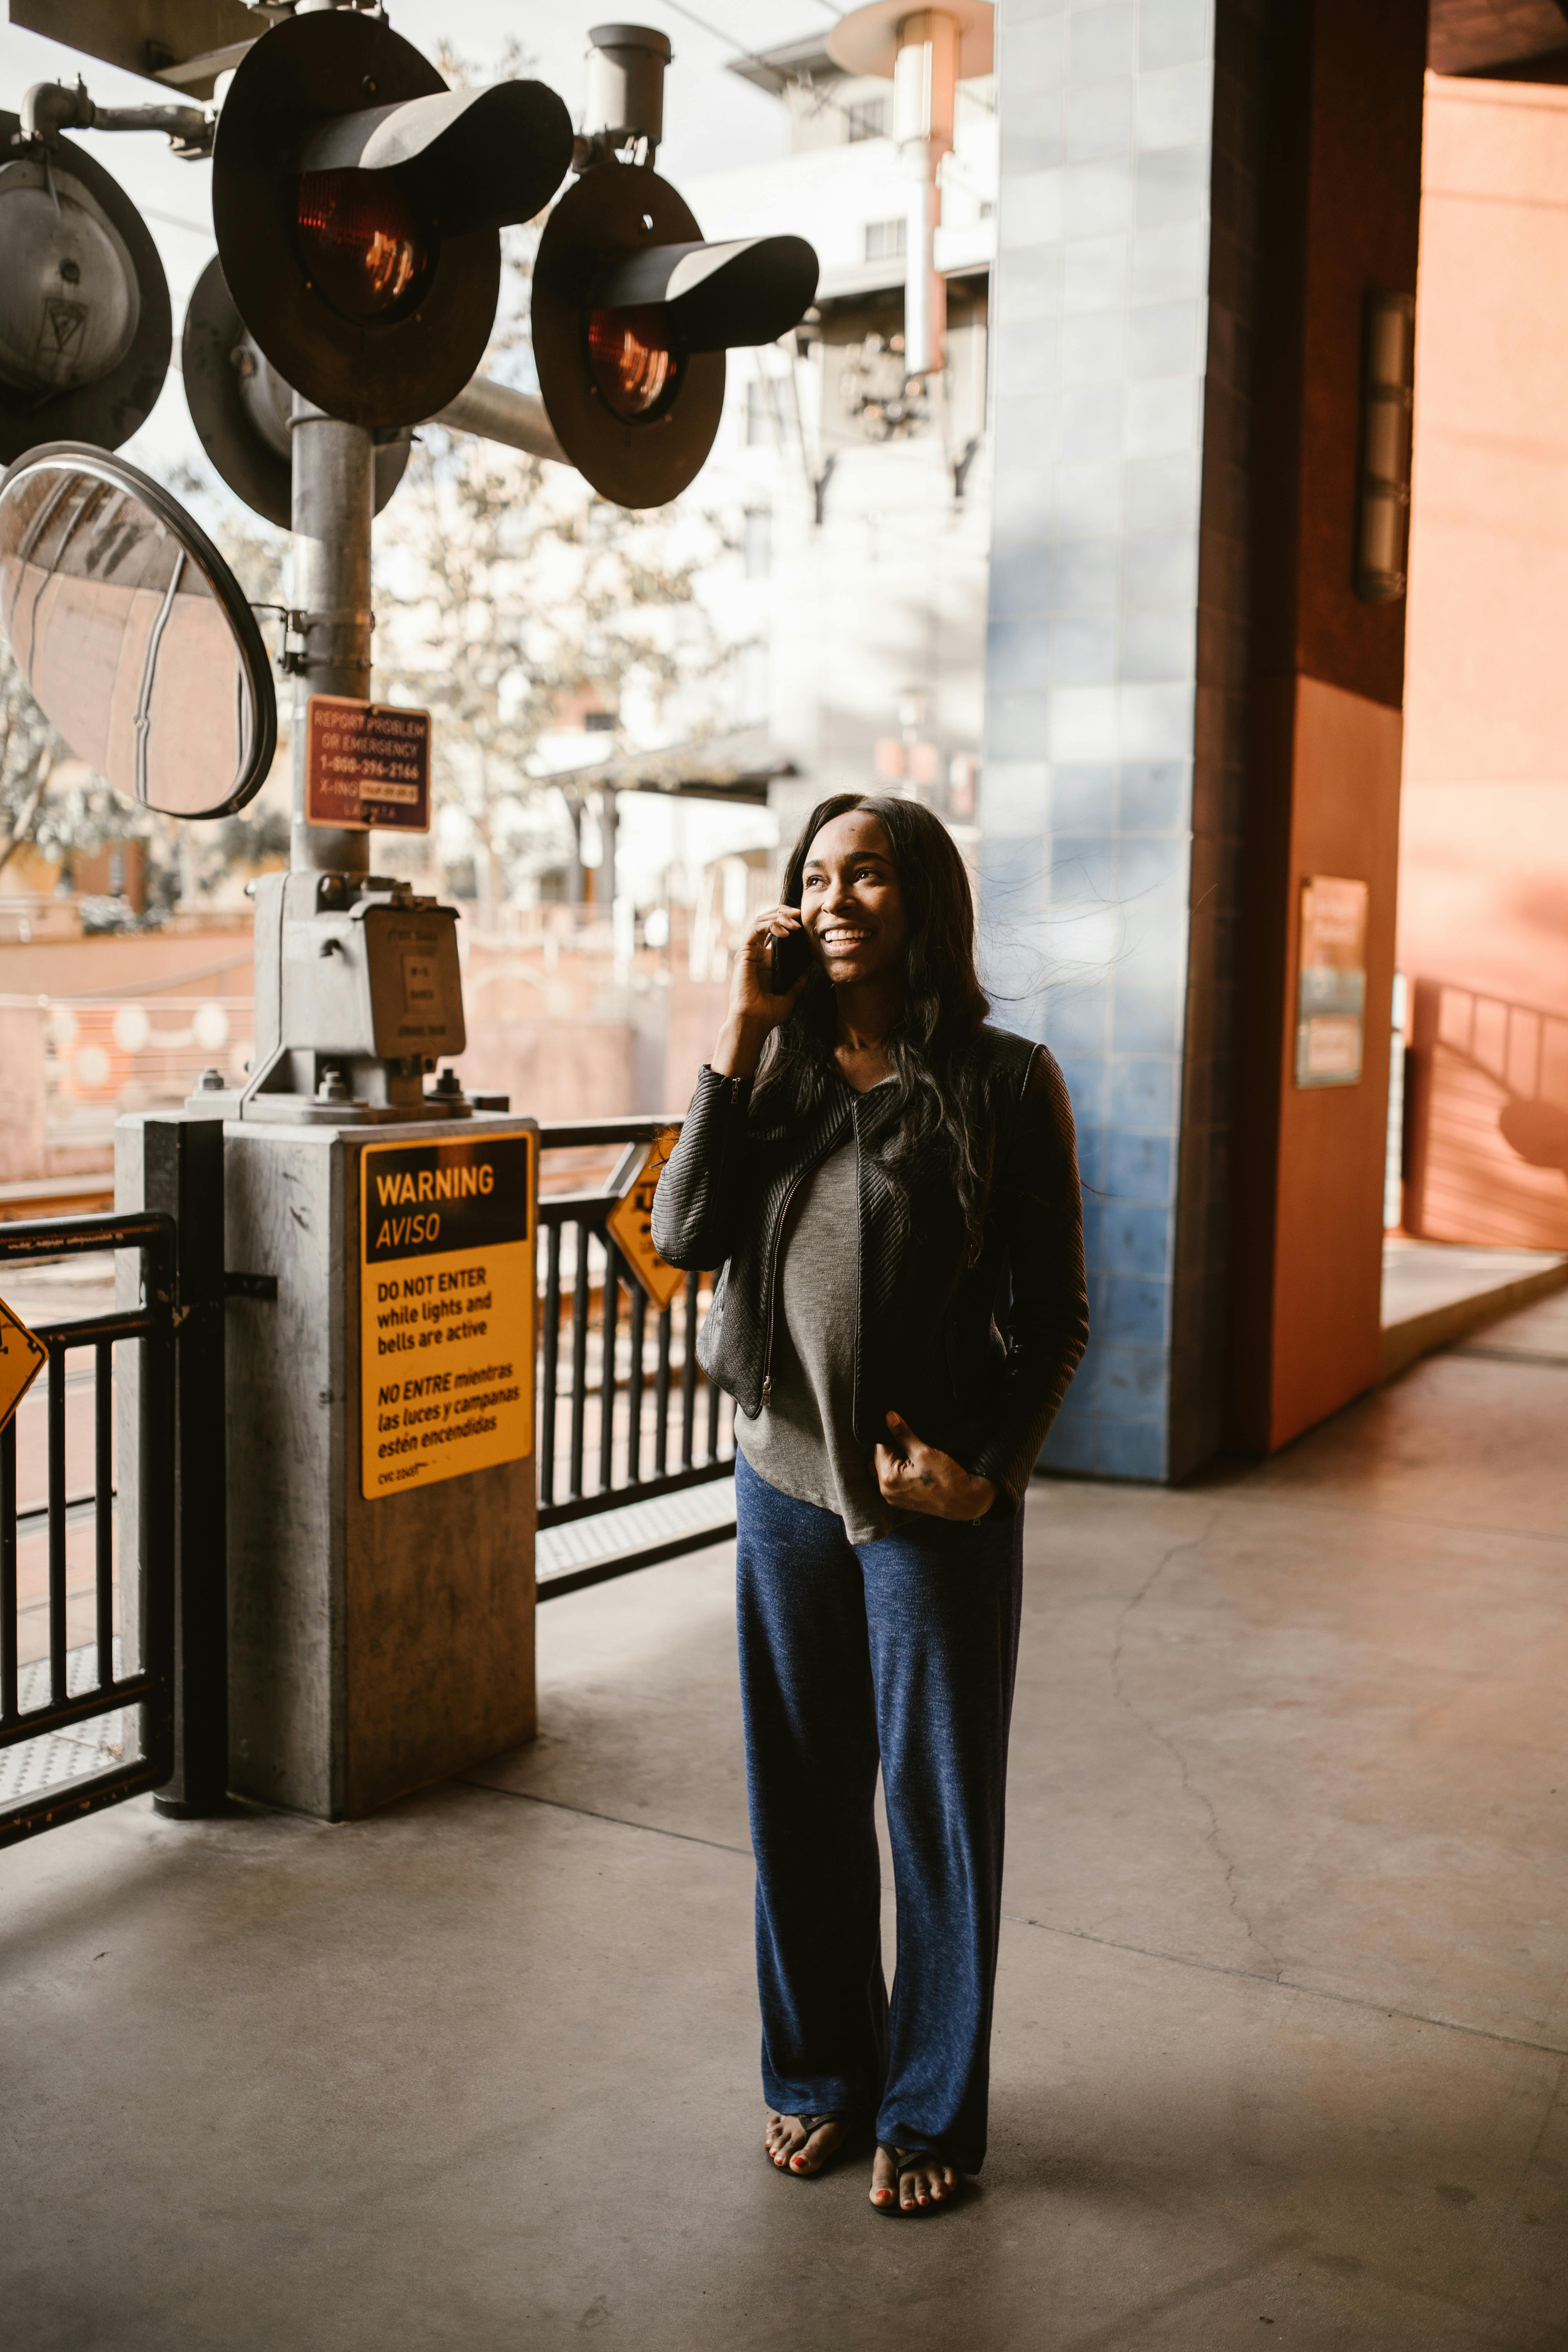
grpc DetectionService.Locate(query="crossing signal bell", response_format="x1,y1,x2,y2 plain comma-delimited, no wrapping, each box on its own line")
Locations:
211,10,574,431
533,166,818,508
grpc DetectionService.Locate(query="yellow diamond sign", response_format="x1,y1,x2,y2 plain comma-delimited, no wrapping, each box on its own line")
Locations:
606,1126,685,1311
0,1293,47,1432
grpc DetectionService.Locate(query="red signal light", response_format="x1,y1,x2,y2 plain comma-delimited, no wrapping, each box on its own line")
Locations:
296,171,435,323
588,306,680,421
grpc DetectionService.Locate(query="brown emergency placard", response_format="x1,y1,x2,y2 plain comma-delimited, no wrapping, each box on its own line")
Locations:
307,695,431,833
0,1293,46,1431
605,1126,684,1311
360,1131,536,1501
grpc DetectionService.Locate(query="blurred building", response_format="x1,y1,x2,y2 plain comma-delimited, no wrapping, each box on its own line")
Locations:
1397,63,1568,1252
682,32,998,840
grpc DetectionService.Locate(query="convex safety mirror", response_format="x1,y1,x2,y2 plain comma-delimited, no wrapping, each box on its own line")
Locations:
0,442,277,817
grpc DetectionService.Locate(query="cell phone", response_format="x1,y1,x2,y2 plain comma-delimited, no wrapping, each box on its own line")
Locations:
767,922,813,994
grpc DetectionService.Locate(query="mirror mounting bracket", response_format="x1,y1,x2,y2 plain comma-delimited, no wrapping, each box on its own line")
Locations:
255,604,378,679
291,608,375,679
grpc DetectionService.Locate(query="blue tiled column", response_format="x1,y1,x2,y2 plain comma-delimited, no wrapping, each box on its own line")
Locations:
981,0,1258,1480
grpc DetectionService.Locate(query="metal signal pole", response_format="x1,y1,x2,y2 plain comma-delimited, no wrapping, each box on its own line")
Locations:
289,401,376,877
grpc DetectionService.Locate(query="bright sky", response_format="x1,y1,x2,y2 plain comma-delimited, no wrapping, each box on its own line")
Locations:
0,1,837,480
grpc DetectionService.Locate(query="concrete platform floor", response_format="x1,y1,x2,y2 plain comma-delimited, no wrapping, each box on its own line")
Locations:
5,1299,1568,2350
1380,1237,1568,1329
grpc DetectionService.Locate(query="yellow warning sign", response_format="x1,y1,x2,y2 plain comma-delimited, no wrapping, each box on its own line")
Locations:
0,1294,46,1432
360,1130,536,1502
606,1126,684,1311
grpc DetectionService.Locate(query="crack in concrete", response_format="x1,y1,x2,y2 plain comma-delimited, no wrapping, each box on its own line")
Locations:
462,1765,1568,2063
1108,1509,1286,1981
1504,2051,1567,2222
999,1907,1568,2060
458,1775,753,1858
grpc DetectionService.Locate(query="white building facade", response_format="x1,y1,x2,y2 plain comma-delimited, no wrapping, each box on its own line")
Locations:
678,35,999,840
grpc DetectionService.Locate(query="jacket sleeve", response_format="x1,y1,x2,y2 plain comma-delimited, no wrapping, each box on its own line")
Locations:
967,1047,1090,1514
649,1065,753,1271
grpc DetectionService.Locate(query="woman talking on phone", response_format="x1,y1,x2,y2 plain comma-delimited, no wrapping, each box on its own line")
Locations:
652,794,1088,2217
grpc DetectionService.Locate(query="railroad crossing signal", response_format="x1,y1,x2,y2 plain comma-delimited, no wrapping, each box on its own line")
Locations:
7,10,821,511
0,109,171,463
182,256,412,530
210,8,573,432
532,164,818,510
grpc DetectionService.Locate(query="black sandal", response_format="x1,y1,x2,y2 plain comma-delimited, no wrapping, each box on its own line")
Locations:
766,2112,858,2178
871,2142,956,2216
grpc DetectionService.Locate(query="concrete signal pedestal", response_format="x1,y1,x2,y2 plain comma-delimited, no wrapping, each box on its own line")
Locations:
224,1116,538,1819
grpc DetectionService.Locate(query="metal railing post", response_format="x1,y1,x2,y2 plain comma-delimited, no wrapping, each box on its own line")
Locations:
116,1113,230,1818
0,1210,178,1847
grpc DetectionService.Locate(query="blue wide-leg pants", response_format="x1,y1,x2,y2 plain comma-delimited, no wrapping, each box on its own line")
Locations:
734,1450,1024,2175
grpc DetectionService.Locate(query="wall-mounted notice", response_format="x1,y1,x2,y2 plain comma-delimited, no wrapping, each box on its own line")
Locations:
1295,875,1369,1089
360,1131,535,1502
307,695,431,832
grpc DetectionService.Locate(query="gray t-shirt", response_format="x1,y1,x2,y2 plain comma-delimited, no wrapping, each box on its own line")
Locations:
734,1126,900,1545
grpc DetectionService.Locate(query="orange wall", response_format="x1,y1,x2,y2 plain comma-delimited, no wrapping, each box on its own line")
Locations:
1227,0,1426,1454
0,928,254,1001
1401,72,1568,1012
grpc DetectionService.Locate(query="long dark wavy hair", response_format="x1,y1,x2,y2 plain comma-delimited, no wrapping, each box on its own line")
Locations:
753,794,995,1249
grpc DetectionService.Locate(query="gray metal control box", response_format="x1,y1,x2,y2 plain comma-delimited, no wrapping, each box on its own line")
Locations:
236,868,471,1122
278,885,466,1060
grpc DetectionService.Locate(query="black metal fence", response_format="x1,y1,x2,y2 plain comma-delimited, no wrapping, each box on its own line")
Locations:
0,1119,729,1844
0,1211,176,1847
536,1117,735,1598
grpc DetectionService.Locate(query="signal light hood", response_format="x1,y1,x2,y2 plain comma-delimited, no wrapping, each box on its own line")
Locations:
593,235,819,353
299,81,573,240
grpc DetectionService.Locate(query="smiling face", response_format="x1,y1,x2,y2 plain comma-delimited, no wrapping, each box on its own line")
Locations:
799,810,909,987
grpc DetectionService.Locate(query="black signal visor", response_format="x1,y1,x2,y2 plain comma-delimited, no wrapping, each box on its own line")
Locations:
592,236,819,354
300,82,572,240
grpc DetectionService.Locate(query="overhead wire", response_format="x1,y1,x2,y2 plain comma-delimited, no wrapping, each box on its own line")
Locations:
142,205,213,237
652,0,864,130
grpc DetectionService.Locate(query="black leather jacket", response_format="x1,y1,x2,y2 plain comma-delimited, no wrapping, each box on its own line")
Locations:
651,1025,1089,1515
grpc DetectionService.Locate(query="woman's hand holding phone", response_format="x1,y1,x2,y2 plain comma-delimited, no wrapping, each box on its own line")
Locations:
712,906,813,1079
